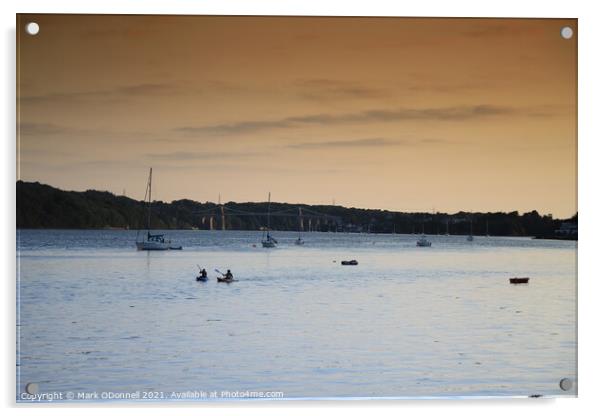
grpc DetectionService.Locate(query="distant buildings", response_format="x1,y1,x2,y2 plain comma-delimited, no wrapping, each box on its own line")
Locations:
554,222,578,238
342,223,365,233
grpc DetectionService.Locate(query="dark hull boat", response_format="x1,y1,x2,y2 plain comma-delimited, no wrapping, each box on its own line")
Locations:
341,260,358,266
217,277,236,283
509,277,530,284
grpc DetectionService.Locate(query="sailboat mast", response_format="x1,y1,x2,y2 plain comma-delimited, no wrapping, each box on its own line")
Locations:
267,192,271,230
147,168,153,231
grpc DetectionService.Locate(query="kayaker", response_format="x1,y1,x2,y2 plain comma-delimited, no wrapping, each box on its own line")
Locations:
225,269,234,280
200,268,207,279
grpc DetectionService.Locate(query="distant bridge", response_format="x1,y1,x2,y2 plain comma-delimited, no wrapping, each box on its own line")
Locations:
192,205,341,231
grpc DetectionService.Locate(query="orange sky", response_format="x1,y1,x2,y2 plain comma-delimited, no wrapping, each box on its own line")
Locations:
17,15,577,217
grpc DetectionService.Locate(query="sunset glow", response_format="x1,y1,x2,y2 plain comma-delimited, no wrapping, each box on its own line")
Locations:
17,15,577,217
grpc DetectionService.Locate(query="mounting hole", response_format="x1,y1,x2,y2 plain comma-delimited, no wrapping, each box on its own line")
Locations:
559,377,573,391
560,26,573,40
25,22,40,36
25,382,39,394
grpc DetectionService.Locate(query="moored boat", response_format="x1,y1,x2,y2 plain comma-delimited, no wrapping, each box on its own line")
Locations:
417,216,432,247
261,192,278,248
294,207,305,245
416,235,432,247
509,277,530,284
467,217,474,241
136,232,170,250
262,233,278,248
135,168,181,251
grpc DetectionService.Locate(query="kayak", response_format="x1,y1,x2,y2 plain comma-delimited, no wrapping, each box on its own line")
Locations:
509,277,530,284
341,260,358,266
196,276,208,281
217,277,237,283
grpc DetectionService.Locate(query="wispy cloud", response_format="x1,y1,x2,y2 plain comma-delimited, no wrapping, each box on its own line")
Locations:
146,150,267,161
116,83,178,96
294,78,389,101
20,82,186,105
407,82,492,94
18,122,72,136
288,138,402,149
287,137,450,150
17,122,105,138
175,105,514,136
17,122,151,141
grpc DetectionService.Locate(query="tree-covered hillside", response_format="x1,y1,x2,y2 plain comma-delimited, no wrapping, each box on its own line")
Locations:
16,181,577,239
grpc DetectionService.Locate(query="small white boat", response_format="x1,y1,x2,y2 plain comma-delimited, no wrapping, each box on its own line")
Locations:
416,235,432,247
294,207,304,245
135,168,181,251
261,192,278,248
467,218,474,241
417,216,432,247
261,233,278,248
136,232,170,250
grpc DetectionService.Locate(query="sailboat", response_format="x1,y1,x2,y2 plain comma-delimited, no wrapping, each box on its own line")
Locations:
467,217,474,242
135,168,182,250
416,216,432,247
295,207,305,245
261,192,278,248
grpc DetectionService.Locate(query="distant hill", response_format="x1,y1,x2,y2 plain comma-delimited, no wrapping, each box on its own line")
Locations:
16,181,577,239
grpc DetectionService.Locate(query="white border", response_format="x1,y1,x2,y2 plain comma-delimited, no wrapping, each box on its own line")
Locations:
3,1,601,415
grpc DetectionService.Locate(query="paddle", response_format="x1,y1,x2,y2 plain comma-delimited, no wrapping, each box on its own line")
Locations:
214,268,237,281
194,264,213,281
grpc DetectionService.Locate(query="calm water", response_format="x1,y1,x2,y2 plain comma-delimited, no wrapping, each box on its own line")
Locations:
16,230,577,401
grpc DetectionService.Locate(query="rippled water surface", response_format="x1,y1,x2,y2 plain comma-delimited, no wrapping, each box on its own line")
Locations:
17,230,577,400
